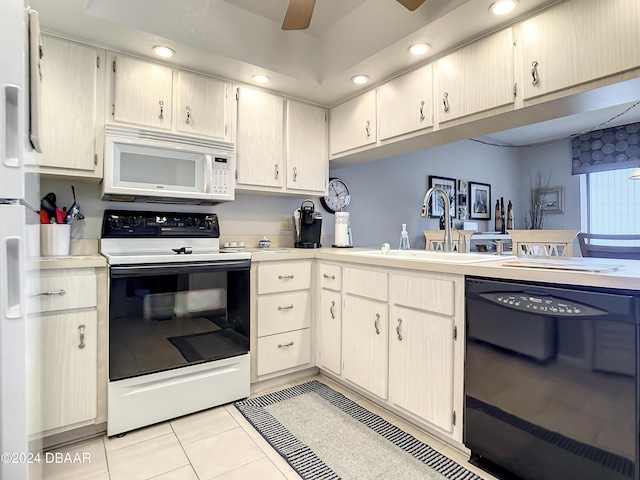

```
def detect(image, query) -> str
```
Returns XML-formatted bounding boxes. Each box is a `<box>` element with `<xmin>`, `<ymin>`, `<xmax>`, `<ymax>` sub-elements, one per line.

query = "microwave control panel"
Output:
<box><xmin>211</xmin><ymin>157</ymin><xmax>231</xmax><ymax>194</ymax></box>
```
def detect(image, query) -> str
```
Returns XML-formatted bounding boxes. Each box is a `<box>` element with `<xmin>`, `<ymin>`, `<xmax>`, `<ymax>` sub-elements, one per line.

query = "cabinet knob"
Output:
<box><xmin>396</xmin><ymin>318</ymin><xmax>403</xmax><ymax>341</ymax></box>
<box><xmin>278</xmin><ymin>341</ymin><xmax>294</xmax><ymax>348</ymax></box>
<box><xmin>531</xmin><ymin>60</ymin><xmax>540</xmax><ymax>86</ymax></box>
<box><xmin>274</xmin><ymin>163</ymin><xmax>280</xmax><ymax>180</ymax></box>
<box><xmin>330</xmin><ymin>300</ymin><xmax>336</xmax><ymax>319</ymax></box>
<box><xmin>374</xmin><ymin>313</ymin><xmax>380</xmax><ymax>335</ymax></box>
<box><xmin>159</xmin><ymin>100</ymin><xmax>164</xmax><ymax>120</ymax></box>
<box><xmin>293</xmin><ymin>166</ymin><xmax>298</xmax><ymax>182</ymax></box>
<box><xmin>419</xmin><ymin>100</ymin><xmax>425</xmax><ymax>120</ymax></box>
<box><xmin>443</xmin><ymin>92</ymin><xmax>450</xmax><ymax>113</ymax></box>
<box><xmin>278</xmin><ymin>274</ymin><xmax>294</xmax><ymax>280</ymax></box>
<box><xmin>323</xmin><ymin>273</ymin><xmax>335</xmax><ymax>280</ymax></box>
<box><xmin>78</xmin><ymin>324</ymin><xmax>86</xmax><ymax>349</ymax></box>
<box><xmin>365</xmin><ymin>120</ymin><xmax>371</xmax><ymax>138</ymax></box>
<box><xmin>33</xmin><ymin>289</ymin><xmax>66</xmax><ymax>297</ymax></box>
<box><xmin>277</xmin><ymin>304</ymin><xmax>294</xmax><ymax>311</ymax></box>
<box><xmin>185</xmin><ymin>106</ymin><xmax>191</xmax><ymax>124</ymax></box>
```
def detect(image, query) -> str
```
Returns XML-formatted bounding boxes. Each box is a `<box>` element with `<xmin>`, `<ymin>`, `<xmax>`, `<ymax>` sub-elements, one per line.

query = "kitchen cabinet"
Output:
<box><xmin>316</xmin><ymin>263</ymin><xmax>342</xmax><ymax>375</ymax></box>
<box><xmin>378</xmin><ymin>64</ymin><xmax>434</xmax><ymax>141</ymax></box>
<box><xmin>28</xmin><ymin>268</ymin><xmax>102</xmax><ymax>436</ymax></box>
<box><xmin>255</xmin><ymin>260</ymin><xmax>313</xmax><ymax>377</ymax></box>
<box><xmin>110</xmin><ymin>54</ymin><xmax>173</xmax><ymax>130</ymax></box>
<box><xmin>329</xmin><ymin>90</ymin><xmax>377</xmax><ymax>156</ymax></box>
<box><xmin>235</xmin><ymin>86</ymin><xmax>285</xmax><ymax>190</ymax></box>
<box><xmin>342</xmin><ymin>266</ymin><xmax>388</xmax><ymax>400</ymax></box>
<box><xmin>435</xmin><ymin>28</ymin><xmax>515</xmax><ymax>125</ymax></box>
<box><xmin>37</xmin><ymin>36</ymin><xmax>105</xmax><ymax>178</ymax></box>
<box><xmin>285</xmin><ymin>99</ymin><xmax>328</xmax><ymax>194</ymax></box>
<box><xmin>518</xmin><ymin>0</ymin><xmax>640</xmax><ymax>102</ymax></box>
<box><xmin>174</xmin><ymin>70</ymin><xmax>231</xmax><ymax>141</ymax></box>
<box><xmin>388</xmin><ymin>271</ymin><xmax>459</xmax><ymax>435</ymax></box>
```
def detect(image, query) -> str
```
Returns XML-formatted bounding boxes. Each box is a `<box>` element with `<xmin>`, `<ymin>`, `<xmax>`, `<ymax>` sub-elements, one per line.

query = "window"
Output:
<box><xmin>588</xmin><ymin>167</ymin><xmax>640</xmax><ymax>234</ymax></box>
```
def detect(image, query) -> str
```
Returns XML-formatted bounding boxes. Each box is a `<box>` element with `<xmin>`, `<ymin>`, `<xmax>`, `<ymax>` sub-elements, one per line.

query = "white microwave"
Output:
<box><xmin>102</xmin><ymin>125</ymin><xmax>235</xmax><ymax>205</ymax></box>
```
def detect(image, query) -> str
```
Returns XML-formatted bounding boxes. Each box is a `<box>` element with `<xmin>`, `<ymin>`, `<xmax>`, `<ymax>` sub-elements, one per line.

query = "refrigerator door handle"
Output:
<box><xmin>3</xmin><ymin>236</ymin><xmax>22</xmax><ymax>319</ymax></box>
<box><xmin>2</xmin><ymin>85</ymin><xmax>22</xmax><ymax>169</ymax></box>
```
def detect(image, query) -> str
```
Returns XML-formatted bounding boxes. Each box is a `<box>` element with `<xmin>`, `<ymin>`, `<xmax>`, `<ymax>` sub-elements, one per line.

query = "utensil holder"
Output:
<box><xmin>40</xmin><ymin>224</ymin><xmax>71</xmax><ymax>256</ymax></box>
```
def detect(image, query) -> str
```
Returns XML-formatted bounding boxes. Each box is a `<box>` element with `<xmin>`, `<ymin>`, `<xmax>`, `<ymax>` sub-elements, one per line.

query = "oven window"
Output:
<box><xmin>109</xmin><ymin>266</ymin><xmax>249</xmax><ymax>381</ymax></box>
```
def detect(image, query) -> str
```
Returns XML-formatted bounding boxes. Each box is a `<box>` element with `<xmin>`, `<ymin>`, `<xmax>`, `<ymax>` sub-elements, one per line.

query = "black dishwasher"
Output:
<box><xmin>465</xmin><ymin>277</ymin><xmax>639</xmax><ymax>480</ymax></box>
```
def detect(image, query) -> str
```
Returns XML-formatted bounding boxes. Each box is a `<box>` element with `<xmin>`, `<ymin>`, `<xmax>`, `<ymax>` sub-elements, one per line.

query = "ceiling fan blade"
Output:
<box><xmin>396</xmin><ymin>0</ymin><xmax>426</xmax><ymax>11</ymax></box>
<box><xmin>282</xmin><ymin>0</ymin><xmax>316</xmax><ymax>30</ymax></box>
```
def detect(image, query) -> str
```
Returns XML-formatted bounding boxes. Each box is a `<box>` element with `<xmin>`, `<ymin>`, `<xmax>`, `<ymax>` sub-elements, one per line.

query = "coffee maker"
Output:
<box><xmin>294</xmin><ymin>199</ymin><xmax>322</xmax><ymax>248</ymax></box>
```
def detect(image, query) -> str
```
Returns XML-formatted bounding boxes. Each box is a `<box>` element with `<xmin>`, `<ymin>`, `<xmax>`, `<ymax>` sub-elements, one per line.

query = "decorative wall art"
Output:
<box><xmin>469</xmin><ymin>182</ymin><xmax>491</xmax><ymax>220</ymax></box>
<box><xmin>428</xmin><ymin>176</ymin><xmax>456</xmax><ymax>218</ymax></box>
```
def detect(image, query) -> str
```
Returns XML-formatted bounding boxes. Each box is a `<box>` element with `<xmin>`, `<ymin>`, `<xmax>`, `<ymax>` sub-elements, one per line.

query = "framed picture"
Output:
<box><xmin>458</xmin><ymin>206</ymin><xmax>468</xmax><ymax>220</ymax></box>
<box><xmin>458</xmin><ymin>179</ymin><xmax>468</xmax><ymax>193</ymax></box>
<box><xmin>536</xmin><ymin>186</ymin><xmax>564</xmax><ymax>214</ymax></box>
<box><xmin>469</xmin><ymin>181</ymin><xmax>491</xmax><ymax>220</ymax></box>
<box><xmin>428</xmin><ymin>176</ymin><xmax>456</xmax><ymax>218</ymax></box>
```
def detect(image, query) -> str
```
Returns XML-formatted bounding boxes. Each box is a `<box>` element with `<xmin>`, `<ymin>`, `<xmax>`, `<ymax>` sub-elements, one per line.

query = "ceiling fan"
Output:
<box><xmin>282</xmin><ymin>0</ymin><xmax>426</xmax><ymax>30</ymax></box>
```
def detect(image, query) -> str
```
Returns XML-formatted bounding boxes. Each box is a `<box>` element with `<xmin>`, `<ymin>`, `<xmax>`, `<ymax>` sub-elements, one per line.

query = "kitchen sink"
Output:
<box><xmin>350</xmin><ymin>249</ymin><xmax>515</xmax><ymax>264</ymax></box>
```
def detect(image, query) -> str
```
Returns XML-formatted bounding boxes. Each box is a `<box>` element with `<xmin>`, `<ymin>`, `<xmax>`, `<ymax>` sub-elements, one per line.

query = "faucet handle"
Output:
<box><xmin>457</xmin><ymin>233</ymin><xmax>469</xmax><ymax>253</ymax></box>
<box><xmin>380</xmin><ymin>243</ymin><xmax>391</xmax><ymax>255</ymax></box>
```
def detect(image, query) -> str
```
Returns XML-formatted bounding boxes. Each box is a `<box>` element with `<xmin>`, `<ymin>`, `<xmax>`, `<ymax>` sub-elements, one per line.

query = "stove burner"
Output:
<box><xmin>172</xmin><ymin>247</ymin><xmax>193</xmax><ymax>255</ymax></box>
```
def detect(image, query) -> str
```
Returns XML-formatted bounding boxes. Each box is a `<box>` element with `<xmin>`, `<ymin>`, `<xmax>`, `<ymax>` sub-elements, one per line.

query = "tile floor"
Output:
<box><xmin>40</xmin><ymin>374</ymin><xmax>497</xmax><ymax>480</ymax></box>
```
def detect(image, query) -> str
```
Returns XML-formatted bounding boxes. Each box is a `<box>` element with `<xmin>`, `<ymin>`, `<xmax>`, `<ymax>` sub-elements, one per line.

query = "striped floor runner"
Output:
<box><xmin>235</xmin><ymin>380</ymin><xmax>481</xmax><ymax>480</ymax></box>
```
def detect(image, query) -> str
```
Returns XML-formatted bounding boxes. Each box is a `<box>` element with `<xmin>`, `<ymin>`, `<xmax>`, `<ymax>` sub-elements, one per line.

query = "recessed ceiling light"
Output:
<box><xmin>351</xmin><ymin>75</ymin><xmax>370</xmax><ymax>85</ymax></box>
<box><xmin>489</xmin><ymin>0</ymin><xmax>516</xmax><ymax>15</ymax></box>
<box><xmin>152</xmin><ymin>46</ymin><xmax>175</xmax><ymax>58</ymax></box>
<box><xmin>408</xmin><ymin>43</ymin><xmax>431</xmax><ymax>55</ymax></box>
<box><xmin>252</xmin><ymin>75</ymin><xmax>271</xmax><ymax>84</ymax></box>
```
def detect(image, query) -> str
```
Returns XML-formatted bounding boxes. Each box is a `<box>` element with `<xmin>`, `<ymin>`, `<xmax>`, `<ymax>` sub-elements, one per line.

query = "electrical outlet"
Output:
<box><xmin>280</xmin><ymin>217</ymin><xmax>293</xmax><ymax>231</ymax></box>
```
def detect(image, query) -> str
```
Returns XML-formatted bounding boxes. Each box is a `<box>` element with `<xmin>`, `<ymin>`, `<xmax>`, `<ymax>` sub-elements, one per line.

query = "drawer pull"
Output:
<box><xmin>278</xmin><ymin>341</ymin><xmax>294</xmax><ymax>348</ymax></box>
<box><xmin>34</xmin><ymin>289</ymin><xmax>66</xmax><ymax>296</ymax></box>
<box><xmin>396</xmin><ymin>318</ymin><xmax>403</xmax><ymax>341</ymax></box>
<box><xmin>531</xmin><ymin>60</ymin><xmax>540</xmax><ymax>86</ymax></box>
<box><xmin>278</xmin><ymin>304</ymin><xmax>294</xmax><ymax>311</ymax></box>
<box><xmin>374</xmin><ymin>313</ymin><xmax>380</xmax><ymax>335</ymax></box>
<box><xmin>278</xmin><ymin>274</ymin><xmax>295</xmax><ymax>279</ymax></box>
<box><xmin>78</xmin><ymin>324</ymin><xmax>86</xmax><ymax>349</ymax></box>
<box><xmin>330</xmin><ymin>301</ymin><xmax>335</xmax><ymax>319</ymax></box>
<box><xmin>323</xmin><ymin>273</ymin><xmax>335</xmax><ymax>280</ymax></box>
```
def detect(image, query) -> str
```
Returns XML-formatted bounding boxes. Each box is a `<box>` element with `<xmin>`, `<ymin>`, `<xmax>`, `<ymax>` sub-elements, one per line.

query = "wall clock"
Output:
<box><xmin>320</xmin><ymin>178</ymin><xmax>351</xmax><ymax>213</ymax></box>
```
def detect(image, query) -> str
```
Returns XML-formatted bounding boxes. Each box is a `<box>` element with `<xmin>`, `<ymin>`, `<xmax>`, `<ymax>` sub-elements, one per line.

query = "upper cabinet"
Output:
<box><xmin>37</xmin><ymin>36</ymin><xmax>105</xmax><ymax>178</ymax></box>
<box><xmin>518</xmin><ymin>0</ymin><xmax>640</xmax><ymax>102</ymax></box>
<box><xmin>435</xmin><ymin>28</ymin><xmax>515</xmax><ymax>126</ymax></box>
<box><xmin>378</xmin><ymin>64</ymin><xmax>433</xmax><ymax>141</ymax></box>
<box><xmin>109</xmin><ymin>54</ymin><xmax>232</xmax><ymax>141</ymax></box>
<box><xmin>111</xmin><ymin>55</ymin><xmax>173</xmax><ymax>130</ymax></box>
<box><xmin>174</xmin><ymin>71</ymin><xmax>230</xmax><ymax>141</ymax></box>
<box><xmin>285</xmin><ymin>99</ymin><xmax>328</xmax><ymax>194</ymax></box>
<box><xmin>235</xmin><ymin>86</ymin><xmax>285</xmax><ymax>190</ymax></box>
<box><xmin>329</xmin><ymin>90</ymin><xmax>377</xmax><ymax>156</ymax></box>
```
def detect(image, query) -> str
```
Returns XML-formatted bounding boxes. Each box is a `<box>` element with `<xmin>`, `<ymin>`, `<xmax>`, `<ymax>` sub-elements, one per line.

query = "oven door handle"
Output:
<box><xmin>110</xmin><ymin>260</ymin><xmax>251</xmax><ymax>277</ymax></box>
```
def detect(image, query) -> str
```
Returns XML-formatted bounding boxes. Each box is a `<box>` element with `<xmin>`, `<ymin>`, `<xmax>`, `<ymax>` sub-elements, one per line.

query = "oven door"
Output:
<box><xmin>108</xmin><ymin>260</ymin><xmax>250</xmax><ymax>381</ymax></box>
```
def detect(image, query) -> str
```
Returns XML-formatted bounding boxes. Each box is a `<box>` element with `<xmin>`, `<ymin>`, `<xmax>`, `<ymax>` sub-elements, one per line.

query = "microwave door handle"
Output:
<box><xmin>204</xmin><ymin>155</ymin><xmax>213</xmax><ymax>193</ymax></box>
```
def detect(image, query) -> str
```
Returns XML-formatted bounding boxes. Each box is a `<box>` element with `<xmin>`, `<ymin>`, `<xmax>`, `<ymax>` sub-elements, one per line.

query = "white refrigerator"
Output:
<box><xmin>1</xmin><ymin>1</ymin><xmax>41</xmax><ymax>479</ymax></box>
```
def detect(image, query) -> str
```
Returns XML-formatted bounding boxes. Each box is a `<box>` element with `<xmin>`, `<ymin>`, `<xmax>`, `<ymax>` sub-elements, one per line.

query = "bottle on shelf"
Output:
<box><xmin>399</xmin><ymin>223</ymin><xmax>410</xmax><ymax>250</ymax></box>
<box><xmin>500</xmin><ymin>197</ymin><xmax>506</xmax><ymax>234</ymax></box>
<box><xmin>507</xmin><ymin>200</ymin><xmax>514</xmax><ymax>230</ymax></box>
<box><xmin>494</xmin><ymin>200</ymin><xmax>502</xmax><ymax>232</ymax></box>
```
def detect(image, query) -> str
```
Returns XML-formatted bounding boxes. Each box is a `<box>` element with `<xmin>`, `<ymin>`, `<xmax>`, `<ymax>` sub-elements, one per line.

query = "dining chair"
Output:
<box><xmin>423</xmin><ymin>230</ymin><xmax>476</xmax><ymax>252</ymax></box>
<box><xmin>507</xmin><ymin>230</ymin><xmax>580</xmax><ymax>257</ymax></box>
<box><xmin>577</xmin><ymin>233</ymin><xmax>640</xmax><ymax>260</ymax></box>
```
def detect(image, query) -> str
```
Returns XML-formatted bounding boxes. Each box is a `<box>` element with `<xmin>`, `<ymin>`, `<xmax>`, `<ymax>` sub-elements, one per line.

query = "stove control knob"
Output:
<box><xmin>109</xmin><ymin>218</ymin><xmax>123</xmax><ymax>231</ymax></box>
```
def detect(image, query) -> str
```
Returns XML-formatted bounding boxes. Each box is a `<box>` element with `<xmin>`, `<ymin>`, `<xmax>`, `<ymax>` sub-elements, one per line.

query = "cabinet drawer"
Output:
<box><xmin>390</xmin><ymin>273</ymin><xmax>456</xmax><ymax>316</ymax></box>
<box><xmin>257</xmin><ymin>291</ymin><xmax>310</xmax><ymax>337</ymax></box>
<box><xmin>319</xmin><ymin>263</ymin><xmax>342</xmax><ymax>291</ymax></box>
<box><xmin>258</xmin><ymin>261</ymin><xmax>311</xmax><ymax>294</ymax></box>
<box><xmin>257</xmin><ymin>329</ymin><xmax>311</xmax><ymax>376</ymax></box>
<box><xmin>36</xmin><ymin>274</ymin><xmax>97</xmax><ymax>313</ymax></box>
<box><xmin>344</xmin><ymin>267</ymin><xmax>388</xmax><ymax>301</ymax></box>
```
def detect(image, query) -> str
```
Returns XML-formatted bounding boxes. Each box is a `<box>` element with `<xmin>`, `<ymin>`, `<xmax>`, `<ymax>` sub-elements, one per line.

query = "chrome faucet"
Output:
<box><xmin>421</xmin><ymin>187</ymin><xmax>453</xmax><ymax>252</ymax></box>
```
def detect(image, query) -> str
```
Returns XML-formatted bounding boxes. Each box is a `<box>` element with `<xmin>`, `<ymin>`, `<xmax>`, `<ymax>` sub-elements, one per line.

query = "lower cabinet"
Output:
<box><xmin>317</xmin><ymin>288</ymin><xmax>342</xmax><ymax>375</ymax></box>
<box><xmin>254</xmin><ymin>260</ymin><xmax>313</xmax><ymax>378</ymax></box>
<box><xmin>343</xmin><ymin>295</ymin><xmax>389</xmax><ymax>400</ymax></box>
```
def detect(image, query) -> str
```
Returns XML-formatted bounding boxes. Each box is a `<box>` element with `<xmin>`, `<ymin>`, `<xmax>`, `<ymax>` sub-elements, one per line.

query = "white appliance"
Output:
<box><xmin>0</xmin><ymin>1</ymin><xmax>41</xmax><ymax>479</ymax></box>
<box><xmin>102</xmin><ymin>125</ymin><xmax>236</xmax><ymax>205</ymax></box>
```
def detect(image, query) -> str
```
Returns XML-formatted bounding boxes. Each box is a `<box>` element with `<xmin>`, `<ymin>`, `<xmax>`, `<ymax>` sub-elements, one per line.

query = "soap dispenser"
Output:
<box><xmin>399</xmin><ymin>223</ymin><xmax>410</xmax><ymax>250</ymax></box>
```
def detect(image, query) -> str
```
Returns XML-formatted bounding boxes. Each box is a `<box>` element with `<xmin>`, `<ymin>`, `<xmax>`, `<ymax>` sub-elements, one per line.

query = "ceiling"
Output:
<box><xmin>31</xmin><ymin>0</ymin><xmax>558</xmax><ymax>107</ymax></box>
<box><xmin>28</xmin><ymin>0</ymin><xmax>640</xmax><ymax>146</ymax></box>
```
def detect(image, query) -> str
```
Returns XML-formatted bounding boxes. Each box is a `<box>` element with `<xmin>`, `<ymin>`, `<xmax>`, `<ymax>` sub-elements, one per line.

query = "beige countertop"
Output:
<box><xmin>254</xmin><ymin>246</ymin><xmax>640</xmax><ymax>291</ymax></box>
<box><xmin>38</xmin><ymin>254</ymin><xmax>107</xmax><ymax>270</ymax></box>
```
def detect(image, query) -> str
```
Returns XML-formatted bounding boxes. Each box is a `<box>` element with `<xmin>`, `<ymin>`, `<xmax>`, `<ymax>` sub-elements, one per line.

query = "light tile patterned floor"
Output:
<box><xmin>42</xmin><ymin>374</ymin><xmax>497</xmax><ymax>480</ymax></box>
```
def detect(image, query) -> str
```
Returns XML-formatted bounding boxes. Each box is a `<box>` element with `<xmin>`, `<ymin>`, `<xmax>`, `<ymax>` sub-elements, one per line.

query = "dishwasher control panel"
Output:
<box><xmin>480</xmin><ymin>292</ymin><xmax>606</xmax><ymax>317</ymax></box>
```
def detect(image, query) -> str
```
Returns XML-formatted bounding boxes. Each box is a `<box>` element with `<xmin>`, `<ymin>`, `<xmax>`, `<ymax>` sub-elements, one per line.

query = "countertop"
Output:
<box><xmin>36</xmin><ymin>245</ymin><xmax>640</xmax><ymax>291</ymax></box>
<box><xmin>253</xmin><ymin>246</ymin><xmax>640</xmax><ymax>292</ymax></box>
